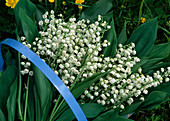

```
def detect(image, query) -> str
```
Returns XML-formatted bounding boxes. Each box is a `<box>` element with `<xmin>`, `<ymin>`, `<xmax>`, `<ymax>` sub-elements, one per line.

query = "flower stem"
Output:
<box><xmin>51</xmin><ymin>99</ymin><xmax>65</xmax><ymax>121</ymax></box>
<box><xmin>23</xmin><ymin>76</ymin><xmax>30</xmax><ymax>121</ymax></box>
<box><xmin>49</xmin><ymin>95</ymin><xmax>62</xmax><ymax>121</ymax></box>
<box><xmin>17</xmin><ymin>52</ymin><xmax>23</xmax><ymax>120</ymax></box>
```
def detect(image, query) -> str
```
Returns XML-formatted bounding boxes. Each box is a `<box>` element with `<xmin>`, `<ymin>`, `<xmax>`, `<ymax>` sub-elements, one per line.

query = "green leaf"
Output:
<box><xmin>33</xmin><ymin>65</ymin><xmax>52</xmax><ymax>121</ymax></box>
<box><xmin>116</xmin><ymin>116</ymin><xmax>134</xmax><ymax>121</ymax></box>
<box><xmin>144</xmin><ymin>70</ymin><xmax>155</xmax><ymax>75</ymax></box>
<box><xmin>57</xmin><ymin>103</ymin><xmax>106</xmax><ymax>121</ymax></box>
<box><xmin>143</xmin><ymin>62</ymin><xmax>170</xmax><ymax>74</ymax></box>
<box><xmin>27</xmin><ymin>77</ymin><xmax>35</xmax><ymax>121</ymax></box>
<box><xmin>103</xmin><ymin>18</ymin><xmax>117</xmax><ymax>57</ymax></box>
<box><xmin>5</xmin><ymin>50</ymin><xmax>17</xmax><ymax>66</ymax></box>
<box><xmin>149</xmin><ymin>82</ymin><xmax>170</xmax><ymax>96</ymax></box>
<box><xmin>141</xmin><ymin>58</ymin><xmax>163</xmax><ymax>71</ymax></box>
<box><xmin>6</xmin><ymin>78</ymin><xmax>18</xmax><ymax>121</ymax></box>
<box><xmin>0</xmin><ymin>66</ymin><xmax>18</xmax><ymax>112</ymax></box>
<box><xmin>127</xmin><ymin>18</ymin><xmax>158</xmax><ymax>57</ymax></box>
<box><xmin>81</xmin><ymin>103</ymin><xmax>106</xmax><ymax>118</ymax></box>
<box><xmin>146</xmin><ymin>42</ymin><xmax>170</xmax><ymax>59</ymax></box>
<box><xmin>102</xmin><ymin>11</ymin><xmax>113</xmax><ymax>22</ymax></box>
<box><xmin>120</xmin><ymin>101</ymin><xmax>143</xmax><ymax>116</ymax></box>
<box><xmin>93</xmin><ymin>108</ymin><xmax>120</xmax><ymax>121</ymax></box>
<box><xmin>14</xmin><ymin>0</ymin><xmax>37</xmax><ymax>36</ymax></box>
<box><xmin>0</xmin><ymin>109</ymin><xmax>6</xmax><ymax>121</ymax></box>
<box><xmin>15</xmin><ymin>0</ymin><xmax>36</xmax><ymax>19</ymax></box>
<box><xmin>139</xmin><ymin>91</ymin><xmax>169</xmax><ymax>110</ymax></box>
<box><xmin>33</xmin><ymin>86</ymin><xmax>41</xmax><ymax>121</ymax></box>
<box><xmin>163</xmin><ymin>53</ymin><xmax>170</xmax><ymax>62</ymax></box>
<box><xmin>71</xmin><ymin>71</ymin><xmax>109</xmax><ymax>99</ymax></box>
<box><xmin>118</xmin><ymin>21</ymin><xmax>127</xmax><ymax>45</ymax></box>
<box><xmin>19</xmin><ymin>7</ymin><xmax>38</xmax><ymax>43</ymax></box>
<box><xmin>79</xmin><ymin>0</ymin><xmax>113</xmax><ymax>21</ymax></box>
<box><xmin>35</xmin><ymin>4</ymin><xmax>46</xmax><ymax>27</ymax></box>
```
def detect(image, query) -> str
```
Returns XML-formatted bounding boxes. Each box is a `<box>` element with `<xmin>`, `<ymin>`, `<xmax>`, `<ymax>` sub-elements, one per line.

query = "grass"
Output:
<box><xmin>0</xmin><ymin>0</ymin><xmax>16</xmax><ymax>41</ymax></box>
<box><xmin>130</xmin><ymin>101</ymin><xmax>170</xmax><ymax>121</ymax></box>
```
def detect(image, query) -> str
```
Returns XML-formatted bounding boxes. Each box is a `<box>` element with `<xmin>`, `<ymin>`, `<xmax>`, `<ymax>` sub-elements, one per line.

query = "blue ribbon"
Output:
<box><xmin>122</xmin><ymin>112</ymin><xmax>133</xmax><ymax>118</ymax></box>
<box><xmin>0</xmin><ymin>38</ymin><xmax>87</xmax><ymax>121</ymax></box>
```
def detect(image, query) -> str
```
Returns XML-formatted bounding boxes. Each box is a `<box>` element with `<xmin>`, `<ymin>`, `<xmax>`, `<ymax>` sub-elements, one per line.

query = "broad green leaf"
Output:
<box><xmin>6</xmin><ymin>78</ymin><xmax>18</xmax><ymax>121</ymax></box>
<box><xmin>19</xmin><ymin>7</ymin><xmax>38</xmax><ymax>43</ymax></box>
<box><xmin>149</xmin><ymin>82</ymin><xmax>170</xmax><ymax>96</ymax></box>
<box><xmin>141</xmin><ymin>58</ymin><xmax>163</xmax><ymax>71</ymax></box>
<box><xmin>103</xmin><ymin>18</ymin><xmax>117</xmax><ymax>57</ymax></box>
<box><xmin>0</xmin><ymin>109</ymin><xmax>6</xmax><ymax>121</ymax></box>
<box><xmin>143</xmin><ymin>62</ymin><xmax>170</xmax><ymax>74</ymax></box>
<box><xmin>14</xmin><ymin>0</ymin><xmax>36</xmax><ymax>36</ymax></box>
<box><xmin>71</xmin><ymin>71</ymin><xmax>110</xmax><ymax>99</ymax></box>
<box><xmin>127</xmin><ymin>18</ymin><xmax>158</xmax><ymax>57</ymax></box>
<box><xmin>163</xmin><ymin>53</ymin><xmax>170</xmax><ymax>62</ymax></box>
<box><xmin>15</xmin><ymin>0</ymin><xmax>36</xmax><ymax>18</ymax></box>
<box><xmin>57</xmin><ymin>103</ymin><xmax>106</xmax><ymax>121</ymax></box>
<box><xmin>79</xmin><ymin>0</ymin><xmax>113</xmax><ymax>21</ymax></box>
<box><xmin>139</xmin><ymin>91</ymin><xmax>169</xmax><ymax>110</ymax></box>
<box><xmin>102</xmin><ymin>11</ymin><xmax>113</xmax><ymax>22</ymax></box>
<box><xmin>146</xmin><ymin>42</ymin><xmax>170</xmax><ymax>59</ymax></box>
<box><xmin>116</xmin><ymin>116</ymin><xmax>133</xmax><ymax>121</ymax></box>
<box><xmin>140</xmin><ymin>97</ymin><xmax>170</xmax><ymax>111</ymax></box>
<box><xmin>5</xmin><ymin>50</ymin><xmax>17</xmax><ymax>66</ymax></box>
<box><xmin>120</xmin><ymin>101</ymin><xmax>143</xmax><ymax>116</ymax></box>
<box><xmin>81</xmin><ymin>103</ymin><xmax>106</xmax><ymax>118</ymax></box>
<box><xmin>33</xmin><ymin>65</ymin><xmax>52</xmax><ymax>121</ymax></box>
<box><xmin>27</xmin><ymin>77</ymin><xmax>35</xmax><ymax>121</ymax></box>
<box><xmin>0</xmin><ymin>66</ymin><xmax>18</xmax><ymax>111</ymax></box>
<box><xmin>35</xmin><ymin>4</ymin><xmax>46</xmax><ymax>27</ymax></box>
<box><xmin>93</xmin><ymin>108</ymin><xmax>120</xmax><ymax>121</ymax></box>
<box><xmin>33</xmin><ymin>86</ymin><xmax>41</xmax><ymax>121</ymax></box>
<box><xmin>118</xmin><ymin>21</ymin><xmax>127</xmax><ymax>45</ymax></box>
<box><xmin>144</xmin><ymin>70</ymin><xmax>155</xmax><ymax>75</ymax></box>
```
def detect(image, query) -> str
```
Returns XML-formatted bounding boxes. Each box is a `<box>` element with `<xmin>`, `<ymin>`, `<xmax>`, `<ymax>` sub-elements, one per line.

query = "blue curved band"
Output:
<box><xmin>0</xmin><ymin>38</ymin><xmax>87</xmax><ymax>121</ymax></box>
<box><xmin>122</xmin><ymin>112</ymin><xmax>133</xmax><ymax>118</ymax></box>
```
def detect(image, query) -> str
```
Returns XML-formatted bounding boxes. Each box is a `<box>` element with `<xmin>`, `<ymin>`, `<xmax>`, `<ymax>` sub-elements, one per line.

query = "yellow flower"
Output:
<box><xmin>75</xmin><ymin>0</ymin><xmax>85</xmax><ymax>4</ymax></box>
<box><xmin>78</xmin><ymin>5</ymin><xmax>83</xmax><ymax>10</ymax></box>
<box><xmin>75</xmin><ymin>0</ymin><xmax>84</xmax><ymax>9</ymax></box>
<box><xmin>62</xmin><ymin>1</ymin><xmax>66</xmax><ymax>5</ymax></box>
<box><xmin>169</xmin><ymin>21</ymin><xmax>170</xmax><ymax>24</ymax></box>
<box><xmin>141</xmin><ymin>17</ymin><xmax>146</xmax><ymax>23</ymax></box>
<box><xmin>121</xmin><ymin>5</ymin><xmax>126</xmax><ymax>9</ymax></box>
<box><xmin>49</xmin><ymin>0</ymin><xmax>54</xmax><ymax>3</ymax></box>
<box><xmin>5</xmin><ymin>0</ymin><xmax>19</xmax><ymax>9</ymax></box>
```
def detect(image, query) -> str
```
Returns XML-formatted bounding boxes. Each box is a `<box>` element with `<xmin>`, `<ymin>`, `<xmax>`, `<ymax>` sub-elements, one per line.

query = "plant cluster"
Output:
<box><xmin>20</xmin><ymin>11</ymin><xmax>170</xmax><ymax>112</ymax></box>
